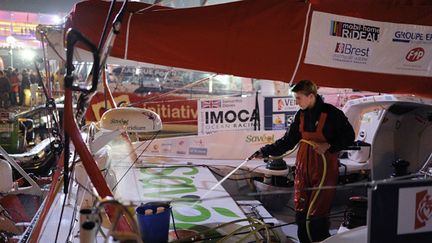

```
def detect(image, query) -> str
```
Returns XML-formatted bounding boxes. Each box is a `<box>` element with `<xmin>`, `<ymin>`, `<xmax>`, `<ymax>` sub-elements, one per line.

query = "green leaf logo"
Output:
<box><xmin>212</xmin><ymin>207</ymin><xmax>239</xmax><ymax>218</ymax></box>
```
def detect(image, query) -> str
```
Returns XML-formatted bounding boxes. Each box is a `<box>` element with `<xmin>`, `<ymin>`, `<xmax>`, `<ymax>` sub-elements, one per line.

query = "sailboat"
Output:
<box><xmin>1</xmin><ymin>0</ymin><xmax>432</xmax><ymax>242</ymax></box>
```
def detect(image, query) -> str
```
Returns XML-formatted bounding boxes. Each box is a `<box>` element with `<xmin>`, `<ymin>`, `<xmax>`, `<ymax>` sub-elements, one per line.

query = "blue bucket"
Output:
<box><xmin>136</xmin><ymin>202</ymin><xmax>171</xmax><ymax>243</ymax></box>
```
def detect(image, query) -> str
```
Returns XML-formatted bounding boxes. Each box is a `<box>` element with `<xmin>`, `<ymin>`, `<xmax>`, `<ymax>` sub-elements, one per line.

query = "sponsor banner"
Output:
<box><xmin>244</xmin><ymin>132</ymin><xmax>276</xmax><ymax>145</ymax></box>
<box><xmin>198</xmin><ymin>96</ymin><xmax>264</xmax><ymax>135</ymax></box>
<box><xmin>189</xmin><ymin>147</ymin><xmax>208</xmax><ymax>156</ymax></box>
<box><xmin>264</xmin><ymin>96</ymin><xmax>298</xmax><ymax>131</ymax></box>
<box><xmin>85</xmin><ymin>92</ymin><xmax>198</xmax><ymax>127</ymax></box>
<box><xmin>149</xmin><ymin>140</ymin><xmax>194</xmax><ymax>156</ymax></box>
<box><xmin>161</xmin><ymin>143</ymin><xmax>173</xmax><ymax>153</ymax></box>
<box><xmin>272</xmin><ymin>97</ymin><xmax>298</xmax><ymax>112</ymax></box>
<box><xmin>150</xmin><ymin>143</ymin><xmax>161</xmax><ymax>153</ymax></box>
<box><xmin>397</xmin><ymin>186</ymin><xmax>432</xmax><ymax>234</ymax></box>
<box><xmin>272</xmin><ymin>114</ymin><xmax>285</xmax><ymax>130</ymax></box>
<box><xmin>139</xmin><ymin>130</ymin><xmax>286</xmax><ymax>160</ymax></box>
<box><xmin>175</xmin><ymin>139</ymin><xmax>189</xmax><ymax>155</ymax></box>
<box><xmin>148</xmin><ymin>138</ymin><xmax>209</xmax><ymax>157</ymax></box>
<box><xmin>305</xmin><ymin>11</ymin><xmax>432</xmax><ymax>77</ymax></box>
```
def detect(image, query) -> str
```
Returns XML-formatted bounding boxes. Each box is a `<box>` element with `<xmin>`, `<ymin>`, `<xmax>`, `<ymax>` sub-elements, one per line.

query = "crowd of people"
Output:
<box><xmin>0</xmin><ymin>67</ymin><xmax>35</xmax><ymax>109</ymax></box>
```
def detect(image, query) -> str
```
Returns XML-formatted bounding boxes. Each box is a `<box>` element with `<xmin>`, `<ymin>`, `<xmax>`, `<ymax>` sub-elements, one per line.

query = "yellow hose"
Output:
<box><xmin>269</xmin><ymin>139</ymin><xmax>327</xmax><ymax>242</ymax></box>
<box><xmin>302</xmin><ymin>140</ymin><xmax>327</xmax><ymax>243</ymax></box>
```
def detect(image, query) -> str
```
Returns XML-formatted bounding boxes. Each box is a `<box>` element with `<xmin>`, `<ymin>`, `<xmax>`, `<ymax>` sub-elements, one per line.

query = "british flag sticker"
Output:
<box><xmin>201</xmin><ymin>100</ymin><xmax>222</xmax><ymax>109</ymax></box>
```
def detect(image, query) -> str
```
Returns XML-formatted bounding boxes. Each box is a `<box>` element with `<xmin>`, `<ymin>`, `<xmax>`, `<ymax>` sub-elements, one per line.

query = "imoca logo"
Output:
<box><xmin>415</xmin><ymin>190</ymin><xmax>432</xmax><ymax>229</ymax></box>
<box><xmin>406</xmin><ymin>47</ymin><xmax>425</xmax><ymax>62</ymax></box>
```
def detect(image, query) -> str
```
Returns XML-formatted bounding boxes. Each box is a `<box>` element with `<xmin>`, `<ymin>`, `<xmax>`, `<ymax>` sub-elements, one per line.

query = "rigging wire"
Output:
<box><xmin>39</xmin><ymin>31</ymin><xmax>65</xmax><ymax>63</ymax></box>
<box><xmin>56</xmin><ymin>162</ymin><xmax>420</xmax><ymax>241</ymax></box>
<box><xmin>175</xmin><ymin>214</ymin><xmax>346</xmax><ymax>243</ymax></box>
<box><xmin>74</xmin><ymin>179</ymin><xmax>99</xmax><ymax>200</ymax></box>
<box><xmin>123</xmin><ymin>168</ymin><xmax>422</xmax><ymax>207</ymax></box>
<box><xmin>135</xmin><ymin>0</ymin><xmax>175</xmax><ymax>14</ymax></box>
<box><xmin>53</xmin><ymin>0</ymin><xmax>130</xmax><ymax>237</ymax></box>
<box><xmin>33</xmin><ymin>62</ymin><xmax>61</xmax><ymax>136</ymax></box>
<box><xmin>117</xmin><ymin>162</ymin><xmax>422</xmax><ymax>204</ymax></box>
<box><xmin>57</xmin><ymin>130</ymin><xmax>162</xmax><ymax>240</ymax></box>
<box><xmin>127</xmin><ymin>74</ymin><xmax>217</xmax><ymax>107</ymax></box>
<box><xmin>131</xmin><ymin>163</ymin><xmax>365</xmax><ymax>204</ymax></box>
<box><xmin>100</xmin><ymin>130</ymin><xmax>161</xmax><ymax>178</ymax></box>
<box><xmin>65</xmin><ymin>159</ymin><xmax>85</xmax><ymax>241</ymax></box>
<box><xmin>53</xmin><ymin>185</ymin><xmax>68</xmax><ymax>242</ymax></box>
<box><xmin>170</xmin><ymin>206</ymin><xmax>180</xmax><ymax>240</ymax></box>
<box><xmin>54</xmin><ymin>151</ymin><xmax>78</xmax><ymax>242</ymax></box>
<box><xmin>112</xmin><ymin>130</ymin><xmax>160</xmax><ymax>190</ymax></box>
<box><xmin>40</xmin><ymin>31</ymin><xmax>52</xmax><ymax>98</ymax></box>
<box><xmin>98</xmin><ymin>0</ymin><xmax>118</xmax><ymax>109</ymax></box>
<box><xmin>97</xmin><ymin>0</ymin><xmax>117</xmax><ymax>52</ymax></box>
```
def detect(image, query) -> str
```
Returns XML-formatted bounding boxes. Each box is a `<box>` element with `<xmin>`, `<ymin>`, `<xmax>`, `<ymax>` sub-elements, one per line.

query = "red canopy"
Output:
<box><xmin>66</xmin><ymin>0</ymin><xmax>432</xmax><ymax>97</ymax></box>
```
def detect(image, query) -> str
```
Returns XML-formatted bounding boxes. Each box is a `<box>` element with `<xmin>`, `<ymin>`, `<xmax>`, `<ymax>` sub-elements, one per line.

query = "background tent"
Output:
<box><xmin>65</xmin><ymin>0</ymin><xmax>432</xmax><ymax>97</ymax></box>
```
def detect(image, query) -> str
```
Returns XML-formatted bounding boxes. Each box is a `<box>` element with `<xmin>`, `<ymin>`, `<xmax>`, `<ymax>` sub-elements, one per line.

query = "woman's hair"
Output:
<box><xmin>291</xmin><ymin>80</ymin><xmax>317</xmax><ymax>96</ymax></box>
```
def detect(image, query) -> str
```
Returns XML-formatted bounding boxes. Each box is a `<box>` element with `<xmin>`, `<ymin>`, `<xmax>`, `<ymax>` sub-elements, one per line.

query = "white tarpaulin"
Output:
<box><xmin>305</xmin><ymin>11</ymin><xmax>432</xmax><ymax>77</ymax></box>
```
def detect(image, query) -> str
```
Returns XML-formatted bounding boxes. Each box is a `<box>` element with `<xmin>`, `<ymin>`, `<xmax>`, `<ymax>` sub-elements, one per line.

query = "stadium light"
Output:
<box><xmin>21</xmin><ymin>49</ymin><xmax>37</xmax><ymax>62</ymax></box>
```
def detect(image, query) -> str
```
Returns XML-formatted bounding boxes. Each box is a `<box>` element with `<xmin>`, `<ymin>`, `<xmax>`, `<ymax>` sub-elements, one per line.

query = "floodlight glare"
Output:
<box><xmin>21</xmin><ymin>49</ymin><xmax>37</xmax><ymax>61</ymax></box>
<box><xmin>52</xmin><ymin>15</ymin><xmax>62</xmax><ymax>24</ymax></box>
<box><xmin>6</xmin><ymin>36</ymin><xmax>17</xmax><ymax>46</ymax></box>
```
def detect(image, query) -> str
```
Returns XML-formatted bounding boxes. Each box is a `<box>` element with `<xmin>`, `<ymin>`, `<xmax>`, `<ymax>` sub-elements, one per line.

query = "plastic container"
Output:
<box><xmin>136</xmin><ymin>202</ymin><xmax>171</xmax><ymax>243</ymax></box>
